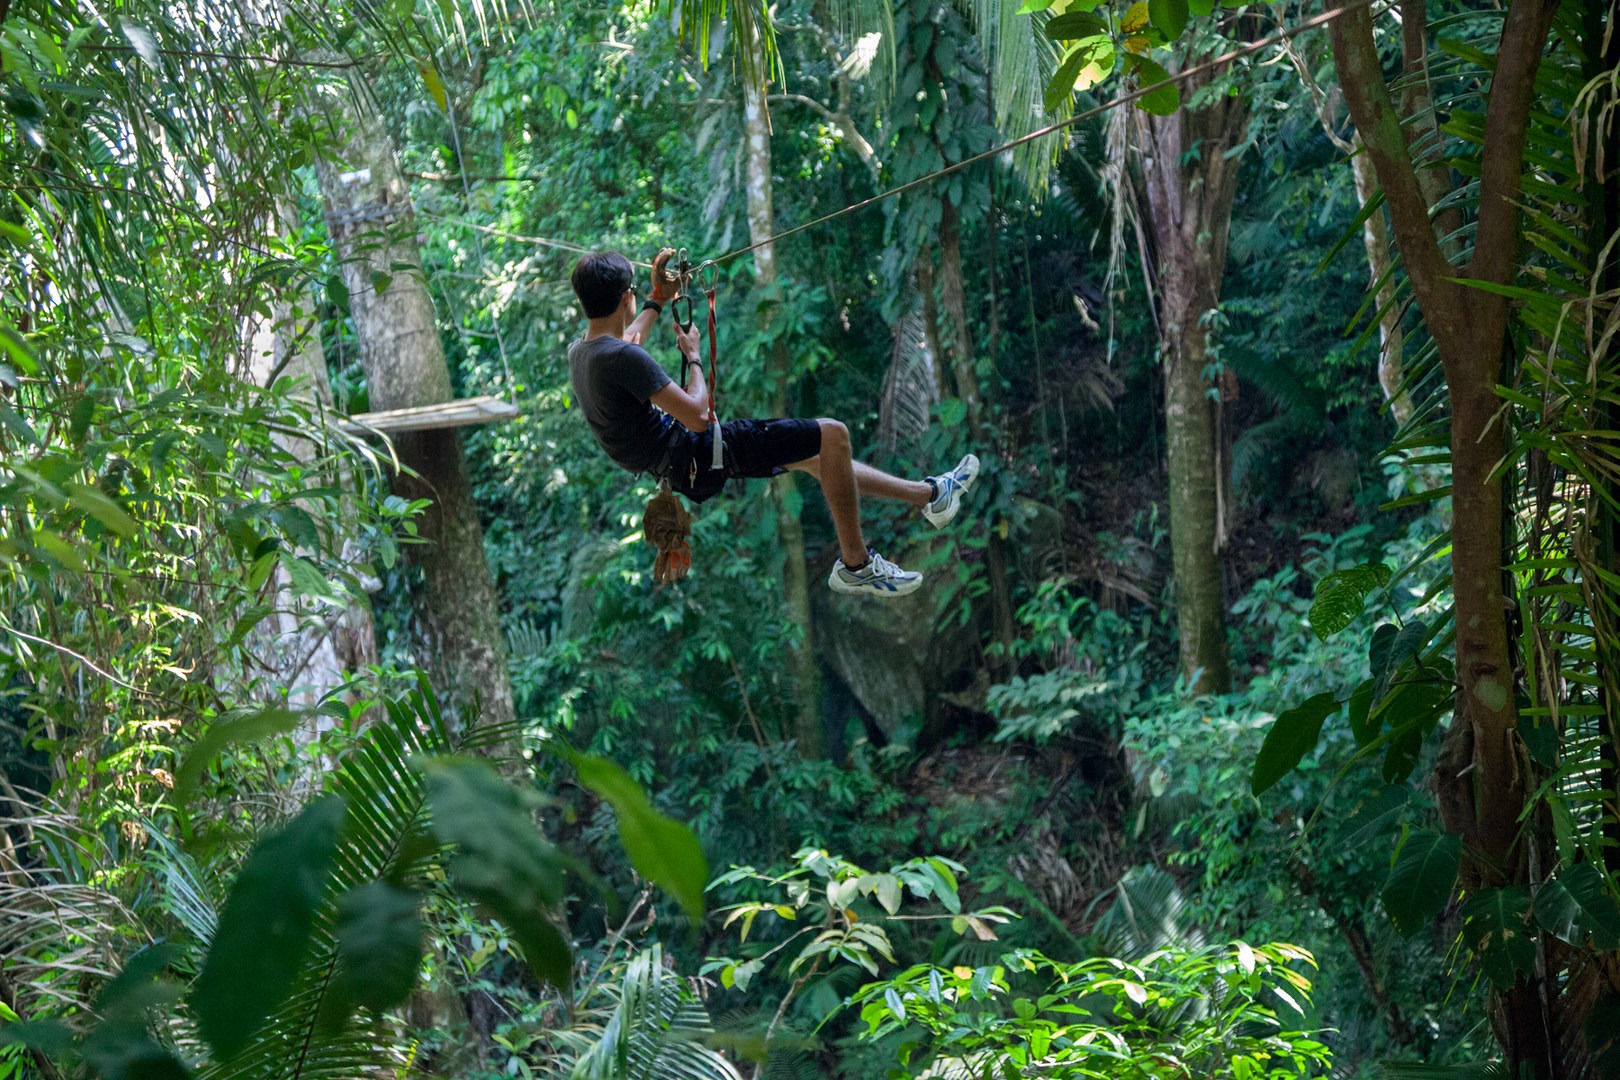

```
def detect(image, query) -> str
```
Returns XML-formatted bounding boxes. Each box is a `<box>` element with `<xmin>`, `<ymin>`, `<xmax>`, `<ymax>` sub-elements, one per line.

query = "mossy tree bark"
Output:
<box><xmin>1134</xmin><ymin>54</ymin><xmax>1246</xmax><ymax>695</ymax></box>
<box><xmin>313</xmin><ymin>92</ymin><xmax>515</xmax><ymax>753</ymax></box>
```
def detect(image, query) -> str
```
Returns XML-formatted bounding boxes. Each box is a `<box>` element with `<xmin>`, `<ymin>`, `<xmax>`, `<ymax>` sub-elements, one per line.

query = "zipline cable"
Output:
<box><xmin>703</xmin><ymin>0</ymin><xmax>1381</xmax><ymax>269</ymax></box>
<box><xmin>419</xmin><ymin>0</ymin><xmax>1381</xmax><ymax>288</ymax></box>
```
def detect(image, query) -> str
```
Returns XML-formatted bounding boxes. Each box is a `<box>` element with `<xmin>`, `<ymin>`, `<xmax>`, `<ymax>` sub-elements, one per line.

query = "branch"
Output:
<box><xmin>766</xmin><ymin>94</ymin><xmax>881</xmax><ymax>180</ymax></box>
<box><xmin>1329</xmin><ymin>3</ymin><xmax>1458</xmax><ymax>340</ymax></box>
<box><xmin>1470</xmin><ymin>0</ymin><xmax>1560</xmax><ymax>287</ymax></box>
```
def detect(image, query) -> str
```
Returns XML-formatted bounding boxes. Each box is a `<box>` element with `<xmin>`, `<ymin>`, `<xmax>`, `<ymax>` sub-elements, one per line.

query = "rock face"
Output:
<box><xmin>812</xmin><ymin>539</ymin><xmax>986</xmax><ymax>746</ymax></box>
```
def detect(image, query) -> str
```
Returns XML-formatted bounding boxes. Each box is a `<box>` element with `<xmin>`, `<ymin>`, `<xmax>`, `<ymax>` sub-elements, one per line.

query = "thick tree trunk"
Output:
<box><xmin>313</xmin><ymin>92</ymin><xmax>515</xmax><ymax>749</ymax></box>
<box><xmin>1136</xmin><ymin>62</ymin><xmax>1245</xmax><ymax>695</ymax></box>
<box><xmin>1331</xmin><ymin>1</ymin><xmax>1560</xmax><ymax>1072</ymax></box>
<box><xmin>741</xmin><ymin>73</ymin><xmax>823</xmax><ymax>759</ymax></box>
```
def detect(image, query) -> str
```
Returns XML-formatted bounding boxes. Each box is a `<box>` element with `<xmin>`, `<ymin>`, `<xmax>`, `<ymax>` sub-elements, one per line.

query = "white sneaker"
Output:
<box><xmin>922</xmin><ymin>453</ymin><xmax>980</xmax><ymax>528</ymax></box>
<box><xmin>828</xmin><ymin>550</ymin><xmax>923</xmax><ymax>596</ymax></box>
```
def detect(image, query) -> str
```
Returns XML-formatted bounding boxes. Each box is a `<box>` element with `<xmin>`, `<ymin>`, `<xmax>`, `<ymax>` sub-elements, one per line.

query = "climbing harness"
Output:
<box><xmin>642</xmin><ymin>479</ymin><xmax>693</xmax><ymax>585</ymax></box>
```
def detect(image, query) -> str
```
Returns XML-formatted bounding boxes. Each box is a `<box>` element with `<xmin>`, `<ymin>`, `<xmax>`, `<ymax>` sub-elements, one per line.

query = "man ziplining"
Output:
<box><xmin>568</xmin><ymin>247</ymin><xmax>978</xmax><ymax>597</ymax></box>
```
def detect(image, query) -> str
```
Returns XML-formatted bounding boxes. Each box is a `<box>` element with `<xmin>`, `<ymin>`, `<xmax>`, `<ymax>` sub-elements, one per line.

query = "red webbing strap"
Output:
<box><xmin>706</xmin><ymin>284</ymin><xmax>722</xmax><ymax>470</ymax></box>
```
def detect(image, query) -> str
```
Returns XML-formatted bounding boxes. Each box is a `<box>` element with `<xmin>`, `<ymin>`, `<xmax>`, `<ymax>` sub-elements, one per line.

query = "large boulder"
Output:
<box><xmin>813</xmin><ymin>538</ymin><xmax>986</xmax><ymax>746</ymax></box>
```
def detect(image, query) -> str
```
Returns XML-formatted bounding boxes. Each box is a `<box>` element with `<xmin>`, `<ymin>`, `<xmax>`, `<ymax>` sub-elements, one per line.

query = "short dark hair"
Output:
<box><xmin>571</xmin><ymin>252</ymin><xmax>634</xmax><ymax>319</ymax></box>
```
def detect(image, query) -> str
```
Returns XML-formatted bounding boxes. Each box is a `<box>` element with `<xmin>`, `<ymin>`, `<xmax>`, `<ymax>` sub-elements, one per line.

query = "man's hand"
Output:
<box><xmin>650</xmin><ymin>247</ymin><xmax>679</xmax><ymax>303</ymax></box>
<box><xmin>675</xmin><ymin>320</ymin><xmax>700</xmax><ymax>362</ymax></box>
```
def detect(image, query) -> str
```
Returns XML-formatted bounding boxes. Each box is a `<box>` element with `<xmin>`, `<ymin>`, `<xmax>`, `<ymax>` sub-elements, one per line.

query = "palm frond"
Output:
<box><xmin>879</xmin><ymin>284</ymin><xmax>938</xmax><ymax>451</ymax></box>
<box><xmin>1091</xmin><ymin>864</ymin><xmax>1204</xmax><ymax>959</ymax></box>
<box><xmin>191</xmin><ymin>679</ymin><xmax>513</xmax><ymax>1079</ymax></box>
<box><xmin>571</xmin><ymin>945</ymin><xmax>741</xmax><ymax>1080</ymax></box>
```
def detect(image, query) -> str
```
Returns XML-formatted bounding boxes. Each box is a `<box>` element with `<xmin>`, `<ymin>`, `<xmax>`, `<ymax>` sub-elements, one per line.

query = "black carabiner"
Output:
<box><xmin>671</xmin><ymin>293</ymin><xmax>695</xmax><ymax>332</ymax></box>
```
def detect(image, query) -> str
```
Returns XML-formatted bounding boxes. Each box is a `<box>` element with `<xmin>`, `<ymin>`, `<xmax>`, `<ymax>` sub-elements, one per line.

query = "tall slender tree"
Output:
<box><xmin>1130</xmin><ymin>37</ymin><xmax>1249</xmax><ymax>695</ymax></box>
<box><xmin>740</xmin><ymin>36</ymin><xmax>824</xmax><ymax>759</ymax></box>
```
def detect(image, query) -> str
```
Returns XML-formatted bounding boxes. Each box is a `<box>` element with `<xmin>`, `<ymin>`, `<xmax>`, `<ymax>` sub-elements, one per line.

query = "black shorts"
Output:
<box><xmin>657</xmin><ymin>418</ymin><xmax>822</xmax><ymax>504</ymax></box>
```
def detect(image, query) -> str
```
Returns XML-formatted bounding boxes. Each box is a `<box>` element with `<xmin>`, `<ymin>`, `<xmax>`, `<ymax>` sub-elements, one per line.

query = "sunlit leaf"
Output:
<box><xmin>571</xmin><ymin>752</ymin><xmax>708</xmax><ymax>921</ymax></box>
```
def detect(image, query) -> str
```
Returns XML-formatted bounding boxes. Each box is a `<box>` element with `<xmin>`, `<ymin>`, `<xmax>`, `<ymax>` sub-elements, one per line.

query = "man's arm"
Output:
<box><xmin>650</xmin><ymin>321</ymin><xmax>710</xmax><ymax>431</ymax></box>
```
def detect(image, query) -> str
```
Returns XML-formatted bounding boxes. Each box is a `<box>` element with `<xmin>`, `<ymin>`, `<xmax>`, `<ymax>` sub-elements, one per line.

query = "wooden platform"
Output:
<box><xmin>337</xmin><ymin>395</ymin><xmax>519</xmax><ymax>435</ymax></box>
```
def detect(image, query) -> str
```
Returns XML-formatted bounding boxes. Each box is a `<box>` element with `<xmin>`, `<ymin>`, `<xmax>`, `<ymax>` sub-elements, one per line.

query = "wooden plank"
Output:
<box><xmin>338</xmin><ymin>395</ymin><xmax>519</xmax><ymax>435</ymax></box>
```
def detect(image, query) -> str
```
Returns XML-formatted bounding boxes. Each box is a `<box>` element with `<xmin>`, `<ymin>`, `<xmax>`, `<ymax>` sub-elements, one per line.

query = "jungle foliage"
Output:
<box><xmin>0</xmin><ymin>0</ymin><xmax>1615</xmax><ymax>1075</ymax></box>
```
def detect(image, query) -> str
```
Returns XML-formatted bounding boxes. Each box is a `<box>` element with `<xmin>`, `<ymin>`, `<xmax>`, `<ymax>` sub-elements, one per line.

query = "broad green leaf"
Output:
<box><xmin>1340</xmin><ymin>784</ymin><xmax>1410</xmax><ymax>846</ymax></box>
<box><xmin>1516</xmin><ymin>715</ymin><xmax>1557</xmax><ymax>768</ymax></box>
<box><xmin>175</xmin><ymin>708</ymin><xmax>307</xmax><ymax>797</ymax></box>
<box><xmin>1309</xmin><ymin>563</ymin><xmax>1391</xmax><ymax>640</ymax></box>
<box><xmin>191</xmin><ymin>796</ymin><xmax>347</xmax><ymax>1061</ymax></box>
<box><xmin>417</xmin><ymin>61</ymin><xmax>448</xmax><ymax>112</ymax></box>
<box><xmin>1250</xmin><ymin>692</ymin><xmax>1339</xmax><ymax>795</ymax></box>
<box><xmin>1381</xmin><ymin>830</ymin><xmax>1461</xmax><ymax>937</ymax></box>
<box><xmin>282</xmin><ymin>553</ymin><xmax>334</xmax><ymax>601</ymax></box>
<box><xmin>1148</xmin><ymin>0</ymin><xmax>1188</xmax><ymax>38</ymax></box>
<box><xmin>0</xmin><ymin>404</ymin><xmax>36</xmax><ymax>446</ymax></box>
<box><xmin>331</xmin><ymin>882</ymin><xmax>423</xmax><ymax>1013</ymax></box>
<box><xmin>876</xmin><ymin>874</ymin><xmax>902</xmax><ymax>915</ymax></box>
<box><xmin>1018</xmin><ymin>0</ymin><xmax>1058</xmax><ymax>10</ymax></box>
<box><xmin>574</xmin><ymin>753</ymin><xmax>707</xmax><ymax>920</ymax></box>
<box><xmin>422</xmin><ymin>758</ymin><xmax>572</xmax><ymax>989</ymax></box>
<box><xmin>1371</xmin><ymin>619</ymin><xmax>1430</xmax><ymax>696</ymax></box>
<box><xmin>1534</xmin><ymin>862</ymin><xmax>1620</xmax><ymax>949</ymax></box>
<box><xmin>0</xmin><ymin>327</ymin><xmax>39</xmax><ymax>376</ymax></box>
<box><xmin>66</xmin><ymin>482</ymin><xmax>137</xmax><ymax>539</ymax></box>
<box><xmin>1461</xmin><ymin>887</ymin><xmax>1535</xmax><ymax>990</ymax></box>
<box><xmin>1045</xmin><ymin>37</ymin><xmax>1114</xmax><ymax>109</ymax></box>
<box><xmin>1043</xmin><ymin>11</ymin><xmax>1107</xmax><ymax>38</ymax></box>
<box><xmin>1188</xmin><ymin>0</ymin><xmax>1214</xmax><ymax>11</ymax></box>
<box><xmin>1347</xmin><ymin>679</ymin><xmax>1377</xmax><ymax>746</ymax></box>
<box><xmin>937</xmin><ymin>397</ymin><xmax>967</xmax><ymax>428</ymax></box>
<box><xmin>1128</xmin><ymin>55</ymin><xmax>1179</xmax><ymax>114</ymax></box>
<box><xmin>1381</xmin><ymin>725</ymin><xmax>1424</xmax><ymax>784</ymax></box>
<box><xmin>30</xmin><ymin>530</ymin><xmax>86</xmax><ymax>573</ymax></box>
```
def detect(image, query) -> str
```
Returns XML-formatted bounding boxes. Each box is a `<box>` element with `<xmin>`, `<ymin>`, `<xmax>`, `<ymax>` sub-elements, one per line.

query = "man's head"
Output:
<box><xmin>571</xmin><ymin>251</ymin><xmax>635</xmax><ymax>319</ymax></box>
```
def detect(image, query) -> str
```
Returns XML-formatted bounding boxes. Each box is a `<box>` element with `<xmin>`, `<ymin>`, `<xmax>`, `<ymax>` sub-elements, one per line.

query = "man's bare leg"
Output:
<box><xmin>802</xmin><ymin>419</ymin><xmax>870</xmax><ymax>566</ymax></box>
<box><xmin>790</xmin><ymin>454</ymin><xmax>932</xmax><ymax>506</ymax></box>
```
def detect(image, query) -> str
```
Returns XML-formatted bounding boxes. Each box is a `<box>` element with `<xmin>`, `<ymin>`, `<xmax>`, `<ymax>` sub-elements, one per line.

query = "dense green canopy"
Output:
<box><xmin>0</xmin><ymin>0</ymin><xmax>1616</xmax><ymax>1076</ymax></box>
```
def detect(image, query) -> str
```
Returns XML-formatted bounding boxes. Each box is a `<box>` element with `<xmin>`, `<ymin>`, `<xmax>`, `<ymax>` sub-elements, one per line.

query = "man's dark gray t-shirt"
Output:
<box><xmin>568</xmin><ymin>335</ymin><xmax>678</xmax><ymax>472</ymax></box>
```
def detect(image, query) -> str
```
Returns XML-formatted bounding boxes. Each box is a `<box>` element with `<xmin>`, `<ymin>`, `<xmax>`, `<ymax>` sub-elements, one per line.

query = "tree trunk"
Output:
<box><xmin>936</xmin><ymin>203</ymin><xmax>1016</xmax><ymax>669</ymax></box>
<box><xmin>247</xmin><ymin>200</ymin><xmax>379</xmax><ymax>743</ymax></box>
<box><xmin>1349</xmin><ymin>146</ymin><xmax>1413</xmax><ymax>427</ymax></box>
<box><xmin>1136</xmin><ymin>59</ymin><xmax>1245</xmax><ymax>695</ymax></box>
<box><xmin>741</xmin><ymin>69</ymin><xmax>823</xmax><ymax>759</ymax></box>
<box><xmin>313</xmin><ymin>90</ymin><xmax>515</xmax><ymax>750</ymax></box>
<box><xmin>1331</xmin><ymin>0</ymin><xmax>1560</xmax><ymax>1071</ymax></box>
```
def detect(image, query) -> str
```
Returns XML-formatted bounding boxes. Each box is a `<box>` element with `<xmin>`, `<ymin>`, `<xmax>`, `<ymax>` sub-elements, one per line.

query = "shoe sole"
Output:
<box><xmin>827</xmin><ymin>572</ymin><xmax>925</xmax><ymax>596</ymax></box>
<box><xmin>923</xmin><ymin>454</ymin><xmax>980</xmax><ymax>528</ymax></box>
